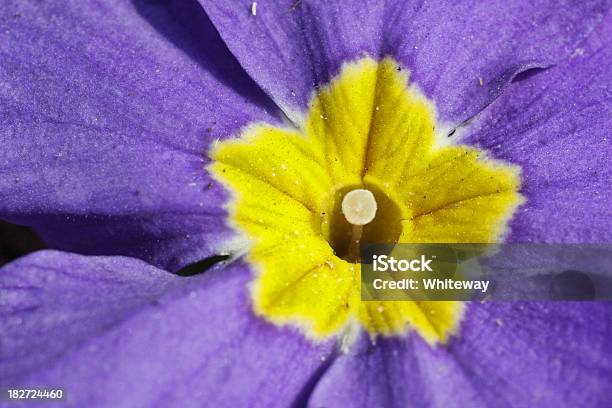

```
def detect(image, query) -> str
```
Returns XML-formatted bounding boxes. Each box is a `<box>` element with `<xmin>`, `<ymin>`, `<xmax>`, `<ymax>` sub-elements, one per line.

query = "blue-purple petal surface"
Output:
<box><xmin>199</xmin><ymin>0</ymin><xmax>606</xmax><ymax>125</ymax></box>
<box><xmin>463</xmin><ymin>9</ymin><xmax>612</xmax><ymax>243</ymax></box>
<box><xmin>0</xmin><ymin>251</ymin><xmax>333</xmax><ymax>407</ymax></box>
<box><xmin>1</xmin><ymin>1</ymin><xmax>611</xmax><ymax>406</ymax></box>
<box><xmin>308</xmin><ymin>303</ymin><xmax>612</xmax><ymax>407</ymax></box>
<box><xmin>0</xmin><ymin>0</ymin><xmax>277</xmax><ymax>271</ymax></box>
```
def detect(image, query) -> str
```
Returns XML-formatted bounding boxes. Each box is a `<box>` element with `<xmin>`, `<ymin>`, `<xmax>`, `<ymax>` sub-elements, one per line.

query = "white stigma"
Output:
<box><xmin>341</xmin><ymin>189</ymin><xmax>378</xmax><ymax>226</ymax></box>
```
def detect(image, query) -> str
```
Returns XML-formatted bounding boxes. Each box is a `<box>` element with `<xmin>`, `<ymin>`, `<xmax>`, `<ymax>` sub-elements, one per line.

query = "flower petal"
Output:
<box><xmin>463</xmin><ymin>9</ymin><xmax>612</xmax><ymax>243</ymax></box>
<box><xmin>308</xmin><ymin>303</ymin><xmax>612</xmax><ymax>407</ymax></box>
<box><xmin>308</xmin><ymin>334</ymin><xmax>481</xmax><ymax>407</ymax></box>
<box><xmin>0</xmin><ymin>251</ymin><xmax>183</xmax><ymax>384</ymax></box>
<box><xmin>0</xmin><ymin>0</ymin><xmax>277</xmax><ymax>271</ymax></box>
<box><xmin>0</xmin><ymin>251</ymin><xmax>333</xmax><ymax>406</ymax></box>
<box><xmin>447</xmin><ymin>302</ymin><xmax>612</xmax><ymax>406</ymax></box>
<box><xmin>198</xmin><ymin>0</ymin><xmax>606</xmax><ymax>125</ymax></box>
<box><xmin>384</xmin><ymin>0</ymin><xmax>607</xmax><ymax>125</ymax></box>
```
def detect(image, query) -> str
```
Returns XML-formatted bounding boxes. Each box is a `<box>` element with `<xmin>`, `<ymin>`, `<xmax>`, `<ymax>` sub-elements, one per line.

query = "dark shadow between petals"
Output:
<box><xmin>176</xmin><ymin>254</ymin><xmax>230</xmax><ymax>277</ymax></box>
<box><xmin>0</xmin><ymin>219</ymin><xmax>46</xmax><ymax>267</ymax></box>
<box><xmin>511</xmin><ymin>66</ymin><xmax>549</xmax><ymax>84</ymax></box>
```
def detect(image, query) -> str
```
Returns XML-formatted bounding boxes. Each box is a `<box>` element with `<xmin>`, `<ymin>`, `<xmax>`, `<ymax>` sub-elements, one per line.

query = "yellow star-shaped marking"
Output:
<box><xmin>210</xmin><ymin>57</ymin><xmax>523</xmax><ymax>345</ymax></box>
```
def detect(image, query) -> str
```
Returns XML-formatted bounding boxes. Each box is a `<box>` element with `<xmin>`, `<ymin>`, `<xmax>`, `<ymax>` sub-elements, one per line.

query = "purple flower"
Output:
<box><xmin>1</xmin><ymin>1</ymin><xmax>612</xmax><ymax>407</ymax></box>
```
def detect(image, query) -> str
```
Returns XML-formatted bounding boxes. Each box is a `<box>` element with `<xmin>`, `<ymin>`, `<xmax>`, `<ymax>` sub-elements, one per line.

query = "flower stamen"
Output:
<box><xmin>342</xmin><ymin>189</ymin><xmax>377</xmax><ymax>261</ymax></box>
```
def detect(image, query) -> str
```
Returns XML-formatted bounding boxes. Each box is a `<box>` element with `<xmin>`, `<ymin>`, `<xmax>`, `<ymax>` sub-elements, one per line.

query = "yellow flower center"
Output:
<box><xmin>209</xmin><ymin>57</ymin><xmax>523</xmax><ymax>346</ymax></box>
